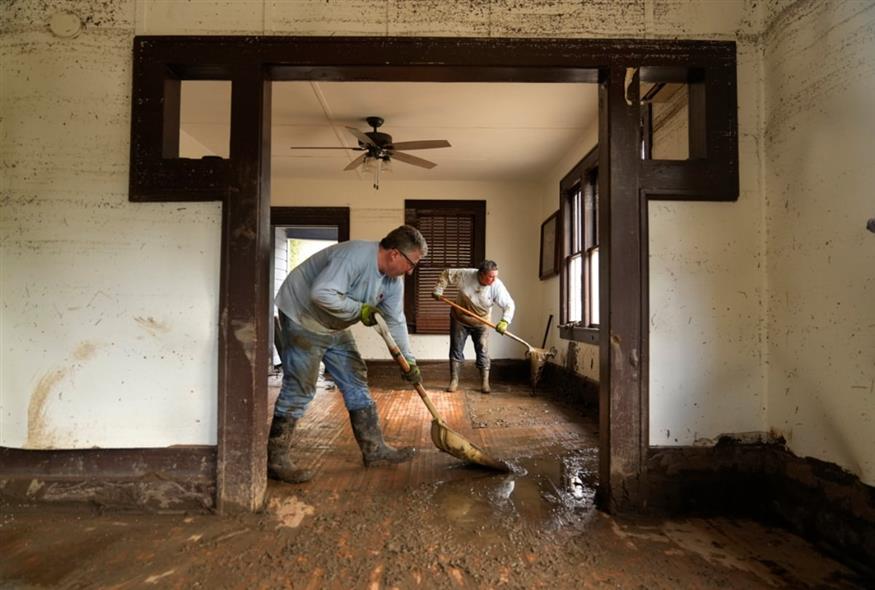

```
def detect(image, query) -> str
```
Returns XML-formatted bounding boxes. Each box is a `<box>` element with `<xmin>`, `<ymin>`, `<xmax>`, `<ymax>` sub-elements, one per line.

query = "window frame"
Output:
<box><xmin>559</xmin><ymin>146</ymin><xmax>600</xmax><ymax>344</ymax></box>
<box><xmin>403</xmin><ymin>199</ymin><xmax>486</xmax><ymax>334</ymax></box>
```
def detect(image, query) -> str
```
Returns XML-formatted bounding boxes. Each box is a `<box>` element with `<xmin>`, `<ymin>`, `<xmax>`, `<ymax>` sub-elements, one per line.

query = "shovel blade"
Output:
<box><xmin>430</xmin><ymin>420</ymin><xmax>510</xmax><ymax>472</ymax></box>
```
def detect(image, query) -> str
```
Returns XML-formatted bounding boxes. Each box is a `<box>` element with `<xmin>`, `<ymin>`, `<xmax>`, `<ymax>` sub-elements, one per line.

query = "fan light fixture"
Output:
<box><xmin>362</xmin><ymin>156</ymin><xmax>392</xmax><ymax>190</ymax></box>
<box><xmin>289</xmin><ymin>116</ymin><xmax>451</xmax><ymax>191</ymax></box>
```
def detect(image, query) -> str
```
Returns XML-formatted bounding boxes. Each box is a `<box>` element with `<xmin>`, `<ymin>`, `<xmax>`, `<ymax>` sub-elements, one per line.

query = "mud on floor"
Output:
<box><xmin>0</xmin><ymin>382</ymin><xmax>867</xmax><ymax>589</ymax></box>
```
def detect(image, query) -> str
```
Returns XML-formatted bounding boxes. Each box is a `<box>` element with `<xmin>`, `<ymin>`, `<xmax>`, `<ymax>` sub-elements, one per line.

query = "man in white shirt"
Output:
<box><xmin>432</xmin><ymin>260</ymin><xmax>515</xmax><ymax>394</ymax></box>
<box><xmin>270</xmin><ymin>225</ymin><xmax>426</xmax><ymax>484</ymax></box>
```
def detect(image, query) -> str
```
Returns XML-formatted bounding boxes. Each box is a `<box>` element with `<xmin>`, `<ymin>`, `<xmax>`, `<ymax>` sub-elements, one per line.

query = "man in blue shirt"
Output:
<box><xmin>271</xmin><ymin>225</ymin><xmax>426</xmax><ymax>483</ymax></box>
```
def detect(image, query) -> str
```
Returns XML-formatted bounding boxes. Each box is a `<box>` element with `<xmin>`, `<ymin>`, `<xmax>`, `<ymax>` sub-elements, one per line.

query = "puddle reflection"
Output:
<box><xmin>428</xmin><ymin>449</ymin><xmax>599</xmax><ymax>534</ymax></box>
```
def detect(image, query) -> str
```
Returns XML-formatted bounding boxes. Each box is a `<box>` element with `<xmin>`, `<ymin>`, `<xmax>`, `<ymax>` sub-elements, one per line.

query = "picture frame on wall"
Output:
<box><xmin>539</xmin><ymin>210</ymin><xmax>560</xmax><ymax>280</ymax></box>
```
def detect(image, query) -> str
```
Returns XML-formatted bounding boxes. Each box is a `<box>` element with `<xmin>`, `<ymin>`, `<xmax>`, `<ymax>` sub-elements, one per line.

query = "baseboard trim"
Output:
<box><xmin>647</xmin><ymin>438</ymin><xmax>875</xmax><ymax>575</ymax></box>
<box><xmin>0</xmin><ymin>446</ymin><xmax>216</xmax><ymax>512</ymax></box>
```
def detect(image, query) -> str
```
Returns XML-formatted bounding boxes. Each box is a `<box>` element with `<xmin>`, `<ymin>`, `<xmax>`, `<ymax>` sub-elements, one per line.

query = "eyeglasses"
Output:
<box><xmin>397</xmin><ymin>249</ymin><xmax>419</xmax><ymax>269</ymax></box>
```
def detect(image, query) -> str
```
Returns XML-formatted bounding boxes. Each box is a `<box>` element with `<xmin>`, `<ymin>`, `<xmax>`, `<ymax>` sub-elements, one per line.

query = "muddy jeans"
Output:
<box><xmin>449</xmin><ymin>315</ymin><xmax>490</xmax><ymax>370</ymax></box>
<box><xmin>274</xmin><ymin>312</ymin><xmax>372</xmax><ymax>419</ymax></box>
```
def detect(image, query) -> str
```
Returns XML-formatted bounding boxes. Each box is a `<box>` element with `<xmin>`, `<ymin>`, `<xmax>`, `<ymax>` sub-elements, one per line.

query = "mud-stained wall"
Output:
<box><xmin>763</xmin><ymin>0</ymin><xmax>875</xmax><ymax>485</ymax></box>
<box><xmin>3</xmin><ymin>0</ymin><xmax>774</xmax><ymax>451</ymax></box>
<box><xmin>270</xmin><ymin>178</ymin><xmax>541</xmax><ymax>361</ymax></box>
<box><xmin>0</xmin><ymin>1</ymin><xmax>222</xmax><ymax>449</ymax></box>
<box><xmin>648</xmin><ymin>37</ymin><xmax>768</xmax><ymax>445</ymax></box>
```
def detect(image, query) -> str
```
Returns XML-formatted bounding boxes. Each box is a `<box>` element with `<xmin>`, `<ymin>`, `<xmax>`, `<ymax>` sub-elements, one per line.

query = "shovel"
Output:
<box><xmin>438</xmin><ymin>296</ymin><xmax>556</xmax><ymax>388</ymax></box>
<box><xmin>372</xmin><ymin>314</ymin><xmax>509</xmax><ymax>472</ymax></box>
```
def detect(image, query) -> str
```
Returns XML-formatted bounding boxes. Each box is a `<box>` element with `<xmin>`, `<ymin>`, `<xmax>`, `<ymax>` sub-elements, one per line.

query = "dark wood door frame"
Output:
<box><xmin>125</xmin><ymin>37</ymin><xmax>738</xmax><ymax>513</ymax></box>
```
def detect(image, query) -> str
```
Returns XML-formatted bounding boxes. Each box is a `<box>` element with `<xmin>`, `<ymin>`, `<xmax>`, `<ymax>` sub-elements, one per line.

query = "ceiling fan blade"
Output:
<box><xmin>343</xmin><ymin>153</ymin><xmax>367</xmax><ymax>171</ymax></box>
<box><xmin>289</xmin><ymin>146</ymin><xmax>363</xmax><ymax>150</ymax></box>
<box><xmin>345</xmin><ymin>126</ymin><xmax>377</xmax><ymax>147</ymax></box>
<box><xmin>390</xmin><ymin>151</ymin><xmax>437</xmax><ymax>169</ymax></box>
<box><xmin>387</xmin><ymin>140</ymin><xmax>451</xmax><ymax>151</ymax></box>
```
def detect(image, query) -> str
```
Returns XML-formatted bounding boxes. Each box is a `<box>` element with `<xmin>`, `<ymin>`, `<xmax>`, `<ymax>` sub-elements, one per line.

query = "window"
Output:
<box><xmin>404</xmin><ymin>200</ymin><xmax>486</xmax><ymax>334</ymax></box>
<box><xmin>560</xmin><ymin>147</ymin><xmax>599</xmax><ymax>343</ymax></box>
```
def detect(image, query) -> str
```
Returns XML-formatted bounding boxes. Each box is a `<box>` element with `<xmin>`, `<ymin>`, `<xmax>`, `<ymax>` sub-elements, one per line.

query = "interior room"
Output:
<box><xmin>1</xmin><ymin>1</ymin><xmax>873</xmax><ymax>588</ymax></box>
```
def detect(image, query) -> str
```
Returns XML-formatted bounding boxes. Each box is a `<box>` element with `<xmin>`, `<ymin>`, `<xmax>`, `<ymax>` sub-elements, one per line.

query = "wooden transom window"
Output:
<box><xmin>404</xmin><ymin>200</ymin><xmax>486</xmax><ymax>334</ymax></box>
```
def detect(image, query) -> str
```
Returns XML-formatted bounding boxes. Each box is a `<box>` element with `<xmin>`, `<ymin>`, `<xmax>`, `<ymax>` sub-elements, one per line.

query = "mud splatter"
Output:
<box><xmin>267</xmin><ymin>495</ymin><xmax>315</xmax><ymax>529</ymax></box>
<box><xmin>26</xmin><ymin>368</ymin><xmax>69</xmax><ymax>448</ymax></box>
<box><xmin>72</xmin><ymin>341</ymin><xmax>97</xmax><ymax>362</ymax></box>
<box><xmin>232</xmin><ymin>320</ymin><xmax>257</xmax><ymax>364</ymax></box>
<box><xmin>134</xmin><ymin>316</ymin><xmax>171</xmax><ymax>337</ymax></box>
<box><xmin>26</xmin><ymin>342</ymin><xmax>99</xmax><ymax>448</ymax></box>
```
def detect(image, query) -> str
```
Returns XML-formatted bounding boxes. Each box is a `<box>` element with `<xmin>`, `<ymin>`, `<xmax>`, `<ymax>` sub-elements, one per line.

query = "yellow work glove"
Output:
<box><xmin>359</xmin><ymin>304</ymin><xmax>380</xmax><ymax>327</ymax></box>
<box><xmin>495</xmin><ymin>320</ymin><xmax>509</xmax><ymax>334</ymax></box>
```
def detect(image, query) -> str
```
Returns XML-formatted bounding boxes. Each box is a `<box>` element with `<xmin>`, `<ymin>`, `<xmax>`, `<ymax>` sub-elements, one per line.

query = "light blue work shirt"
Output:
<box><xmin>275</xmin><ymin>241</ymin><xmax>414</xmax><ymax>360</ymax></box>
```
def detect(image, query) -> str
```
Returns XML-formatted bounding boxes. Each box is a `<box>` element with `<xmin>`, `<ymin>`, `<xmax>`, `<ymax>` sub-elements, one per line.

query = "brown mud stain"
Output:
<box><xmin>27</xmin><ymin>368</ymin><xmax>69</xmax><ymax>448</ymax></box>
<box><xmin>134</xmin><ymin>315</ymin><xmax>171</xmax><ymax>337</ymax></box>
<box><xmin>267</xmin><ymin>495</ymin><xmax>315</xmax><ymax>529</ymax></box>
<box><xmin>26</xmin><ymin>341</ymin><xmax>98</xmax><ymax>448</ymax></box>
<box><xmin>231</xmin><ymin>319</ymin><xmax>256</xmax><ymax>364</ymax></box>
<box><xmin>72</xmin><ymin>341</ymin><xmax>98</xmax><ymax>361</ymax></box>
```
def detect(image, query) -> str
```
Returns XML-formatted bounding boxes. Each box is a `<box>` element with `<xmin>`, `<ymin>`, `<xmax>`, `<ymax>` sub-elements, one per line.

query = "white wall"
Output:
<box><xmin>763</xmin><ymin>0</ymin><xmax>875</xmax><ymax>485</ymax></box>
<box><xmin>0</xmin><ymin>2</ymin><xmax>222</xmax><ymax>449</ymax></box>
<box><xmin>270</xmin><ymin>177</ymin><xmax>542</xmax><ymax>361</ymax></box>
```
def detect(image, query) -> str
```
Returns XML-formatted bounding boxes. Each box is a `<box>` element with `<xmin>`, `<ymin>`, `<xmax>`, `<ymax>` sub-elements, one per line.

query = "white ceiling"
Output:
<box><xmin>180</xmin><ymin>81</ymin><xmax>598</xmax><ymax>182</ymax></box>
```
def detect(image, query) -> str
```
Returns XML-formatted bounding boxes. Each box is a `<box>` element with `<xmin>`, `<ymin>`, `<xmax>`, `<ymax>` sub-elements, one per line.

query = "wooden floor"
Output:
<box><xmin>268</xmin><ymin>367</ymin><xmax>599</xmax><ymax>493</ymax></box>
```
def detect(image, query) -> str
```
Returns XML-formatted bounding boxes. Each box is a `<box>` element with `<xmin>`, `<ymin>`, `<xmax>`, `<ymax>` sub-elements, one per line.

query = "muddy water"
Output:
<box><xmin>427</xmin><ymin>448</ymin><xmax>598</xmax><ymax>539</ymax></box>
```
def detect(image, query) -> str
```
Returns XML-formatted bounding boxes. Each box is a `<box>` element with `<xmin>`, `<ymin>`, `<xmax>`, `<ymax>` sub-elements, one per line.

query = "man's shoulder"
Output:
<box><xmin>331</xmin><ymin>240</ymin><xmax>377</xmax><ymax>259</ymax></box>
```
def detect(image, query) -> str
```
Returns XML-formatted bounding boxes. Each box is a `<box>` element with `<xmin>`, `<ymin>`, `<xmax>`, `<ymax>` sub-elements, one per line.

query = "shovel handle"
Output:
<box><xmin>438</xmin><ymin>296</ymin><xmax>533</xmax><ymax>350</ymax></box>
<box><xmin>372</xmin><ymin>315</ymin><xmax>443</xmax><ymax>423</ymax></box>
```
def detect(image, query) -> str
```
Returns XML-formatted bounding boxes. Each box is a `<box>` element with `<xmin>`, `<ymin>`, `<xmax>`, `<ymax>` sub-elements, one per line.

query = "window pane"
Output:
<box><xmin>588</xmin><ymin>247</ymin><xmax>600</xmax><ymax>326</ymax></box>
<box><xmin>584</xmin><ymin>177</ymin><xmax>596</xmax><ymax>251</ymax></box>
<box><xmin>572</xmin><ymin>188</ymin><xmax>582</xmax><ymax>253</ymax></box>
<box><xmin>569</xmin><ymin>253</ymin><xmax>583</xmax><ymax>323</ymax></box>
<box><xmin>591</xmin><ymin>169</ymin><xmax>599</xmax><ymax>246</ymax></box>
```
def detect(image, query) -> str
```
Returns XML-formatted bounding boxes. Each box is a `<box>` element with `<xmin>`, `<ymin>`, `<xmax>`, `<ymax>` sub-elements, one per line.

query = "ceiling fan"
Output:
<box><xmin>289</xmin><ymin>116</ymin><xmax>451</xmax><ymax>189</ymax></box>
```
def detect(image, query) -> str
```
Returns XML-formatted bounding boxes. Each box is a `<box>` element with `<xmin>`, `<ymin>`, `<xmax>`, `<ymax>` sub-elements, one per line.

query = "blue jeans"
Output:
<box><xmin>274</xmin><ymin>312</ymin><xmax>373</xmax><ymax>419</ymax></box>
<box><xmin>449</xmin><ymin>315</ymin><xmax>490</xmax><ymax>370</ymax></box>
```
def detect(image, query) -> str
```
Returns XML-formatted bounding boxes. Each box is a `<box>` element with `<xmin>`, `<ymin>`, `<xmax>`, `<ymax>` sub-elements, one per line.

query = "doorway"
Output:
<box><xmin>268</xmin><ymin>207</ymin><xmax>350</xmax><ymax>423</ymax></box>
<box><xmin>127</xmin><ymin>36</ymin><xmax>738</xmax><ymax>512</ymax></box>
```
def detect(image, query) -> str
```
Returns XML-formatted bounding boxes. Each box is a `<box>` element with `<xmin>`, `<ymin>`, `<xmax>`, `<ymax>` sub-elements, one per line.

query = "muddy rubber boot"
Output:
<box><xmin>349</xmin><ymin>405</ymin><xmax>415</xmax><ymax>467</ymax></box>
<box><xmin>480</xmin><ymin>368</ymin><xmax>491</xmax><ymax>394</ymax></box>
<box><xmin>446</xmin><ymin>360</ymin><xmax>462</xmax><ymax>392</ymax></box>
<box><xmin>267</xmin><ymin>415</ymin><xmax>313</xmax><ymax>484</ymax></box>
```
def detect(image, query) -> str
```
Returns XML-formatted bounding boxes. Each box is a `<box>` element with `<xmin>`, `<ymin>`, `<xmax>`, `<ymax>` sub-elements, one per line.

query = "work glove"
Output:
<box><xmin>359</xmin><ymin>303</ymin><xmax>380</xmax><ymax>327</ymax></box>
<box><xmin>432</xmin><ymin>291</ymin><xmax>442</xmax><ymax>300</ymax></box>
<box><xmin>495</xmin><ymin>320</ymin><xmax>509</xmax><ymax>334</ymax></box>
<box><xmin>401</xmin><ymin>358</ymin><xmax>422</xmax><ymax>385</ymax></box>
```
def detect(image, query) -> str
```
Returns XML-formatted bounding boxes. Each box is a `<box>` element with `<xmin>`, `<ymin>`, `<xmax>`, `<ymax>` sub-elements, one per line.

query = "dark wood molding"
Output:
<box><xmin>122</xmin><ymin>35</ymin><xmax>739</xmax><ymax>513</ymax></box>
<box><xmin>0</xmin><ymin>446</ymin><xmax>216</xmax><ymax>512</ymax></box>
<box><xmin>598</xmin><ymin>67</ymin><xmax>648</xmax><ymax>512</ymax></box>
<box><xmin>559</xmin><ymin>325</ymin><xmax>600</xmax><ymax>344</ymax></box>
<box><xmin>215</xmin><ymin>67</ymin><xmax>272</xmax><ymax>513</ymax></box>
<box><xmin>270</xmin><ymin>206</ymin><xmax>351</xmax><ymax>241</ymax></box>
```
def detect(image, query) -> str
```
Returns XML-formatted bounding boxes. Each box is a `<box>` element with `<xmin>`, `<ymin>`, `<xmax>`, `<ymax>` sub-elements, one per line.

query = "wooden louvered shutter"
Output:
<box><xmin>404</xmin><ymin>200</ymin><xmax>486</xmax><ymax>334</ymax></box>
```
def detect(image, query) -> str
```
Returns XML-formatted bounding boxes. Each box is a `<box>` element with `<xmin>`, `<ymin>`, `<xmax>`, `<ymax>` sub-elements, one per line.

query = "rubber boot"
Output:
<box><xmin>480</xmin><ymin>368</ymin><xmax>491</xmax><ymax>394</ymax></box>
<box><xmin>446</xmin><ymin>360</ymin><xmax>462</xmax><ymax>392</ymax></box>
<box><xmin>349</xmin><ymin>405</ymin><xmax>415</xmax><ymax>467</ymax></box>
<box><xmin>267</xmin><ymin>415</ymin><xmax>313</xmax><ymax>483</ymax></box>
